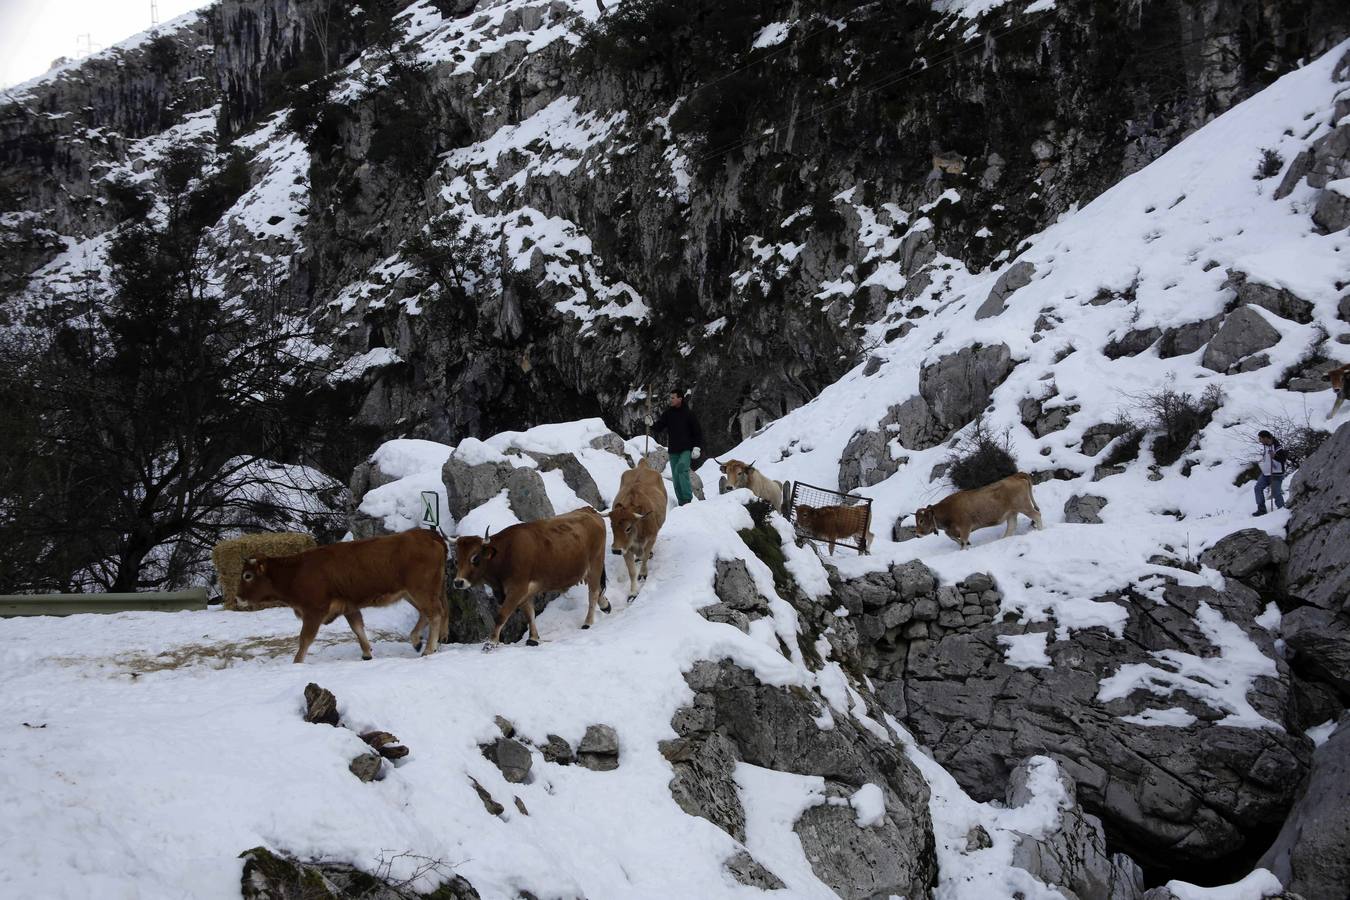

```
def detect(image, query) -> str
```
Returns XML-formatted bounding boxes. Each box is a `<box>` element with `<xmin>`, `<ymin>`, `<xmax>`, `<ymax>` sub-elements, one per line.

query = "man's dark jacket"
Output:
<box><xmin>652</xmin><ymin>405</ymin><xmax>704</xmax><ymax>454</ymax></box>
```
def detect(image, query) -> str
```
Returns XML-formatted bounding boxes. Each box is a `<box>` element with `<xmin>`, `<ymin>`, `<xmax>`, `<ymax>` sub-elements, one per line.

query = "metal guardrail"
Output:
<box><xmin>0</xmin><ymin>588</ymin><xmax>210</xmax><ymax>617</ymax></box>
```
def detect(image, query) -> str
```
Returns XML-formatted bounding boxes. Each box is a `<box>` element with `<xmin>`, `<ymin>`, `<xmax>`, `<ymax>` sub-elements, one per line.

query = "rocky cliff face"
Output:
<box><xmin>3</xmin><ymin>0</ymin><xmax>1347</xmax><ymax>455</ymax></box>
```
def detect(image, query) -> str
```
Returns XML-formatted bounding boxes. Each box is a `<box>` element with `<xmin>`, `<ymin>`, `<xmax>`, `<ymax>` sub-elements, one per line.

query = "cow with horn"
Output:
<box><xmin>604</xmin><ymin>458</ymin><xmax>668</xmax><ymax>600</ymax></box>
<box><xmin>452</xmin><ymin>509</ymin><xmax>609</xmax><ymax>650</ymax></box>
<box><xmin>717</xmin><ymin>457</ymin><xmax>787</xmax><ymax>514</ymax></box>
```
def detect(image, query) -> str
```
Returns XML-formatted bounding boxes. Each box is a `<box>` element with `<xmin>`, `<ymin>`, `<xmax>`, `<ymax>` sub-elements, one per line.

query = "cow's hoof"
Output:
<box><xmin>627</xmin><ymin>593</ymin><xmax>637</xmax><ymax>602</ymax></box>
<box><xmin>526</xmin><ymin>639</ymin><xmax>540</xmax><ymax>647</ymax></box>
<box><xmin>362</xmin><ymin>654</ymin><xmax>373</xmax><ymax>661</ymax></box>
<box><xmin>601</xmin><ymin>602</ymin><xmax>612</xmax><ymax>614</ymax></box>
<box><xmin>581</xmin><ymin>624</ymin><xmax>591</xmax><ymax>630</ymax></box>
<box><xmin>481</xmin><ymin>642</ymin><xmax>497</xmax><ymax>654</ymax></box>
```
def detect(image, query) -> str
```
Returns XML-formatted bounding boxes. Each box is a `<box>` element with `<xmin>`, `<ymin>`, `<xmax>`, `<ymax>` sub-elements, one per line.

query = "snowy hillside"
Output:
<box><xmin>715</xmin><ymin>35</ymin><xmax>1350</xmax><ymax>583</ymax></box>
<box><xmin>3</xmin><ymin>5</ymin><xmax>1350</xmax><ymax>900</ymax></box>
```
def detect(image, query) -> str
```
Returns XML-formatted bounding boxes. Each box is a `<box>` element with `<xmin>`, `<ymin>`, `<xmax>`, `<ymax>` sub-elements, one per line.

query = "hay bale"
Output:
<box><xmin>212</xmin><ymin>532</ymin><xmax>316</xmax><ymax>609</ymax></box>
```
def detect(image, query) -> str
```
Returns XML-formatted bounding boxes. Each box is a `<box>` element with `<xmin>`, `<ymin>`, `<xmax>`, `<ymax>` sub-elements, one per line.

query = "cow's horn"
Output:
<box><xmin>483</xmin><ymin>526</ymin><xmax>491</xmax><ymax>542</ymax></box>
<box><xmin>747</xmin><ymin>459</ymin><xmax>757</xmax><ymax>470</ymax></box>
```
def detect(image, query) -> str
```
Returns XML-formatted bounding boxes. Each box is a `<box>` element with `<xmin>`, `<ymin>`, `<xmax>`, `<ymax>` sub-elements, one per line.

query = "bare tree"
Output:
<box><xmin>303</xmin><ymin>1</ymin><xmax>336</xmax><ymax>74</ymax></box>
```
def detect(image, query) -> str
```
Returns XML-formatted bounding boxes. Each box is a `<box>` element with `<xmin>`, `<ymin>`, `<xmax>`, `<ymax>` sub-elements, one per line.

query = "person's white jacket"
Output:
<box><xmin>1259</xmin><ymin>443</ymin><xmax>1286</xmax><ymax>477</ymax></box>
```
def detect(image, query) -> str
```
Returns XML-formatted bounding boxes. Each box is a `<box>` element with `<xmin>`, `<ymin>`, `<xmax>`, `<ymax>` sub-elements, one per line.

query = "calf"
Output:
<box><xmin>606</xmin><ymin>459</ymin><xmax>668</xmax><ymax>600</ymax></box>
<box><xmin>795</xmin><ymin>503</ymin><xmax>873</xmax><ymax>555</ymax></box>
<box><xmin>717</xmin><ymin>458</ymin><xmax>785</xmax><ymax>512</ymax></box>
<box><xmin>1328</xmin><ymin>363</ymin><xmax>1350</xmax><ymax>419</ymax></box>
<box><xmin>453</xmin><ymin>507</ymin><xmax>609</xmax><ymax>649</ymax></box>
<box><xmin>237</xmin><ymin>528</ymin><xmax>448</xmax><ymax>664</ymax></box>
<box><xmin>914</xmin><ymin>472</ymin><xmax>1043</xmax><ymax>549</ymax></box>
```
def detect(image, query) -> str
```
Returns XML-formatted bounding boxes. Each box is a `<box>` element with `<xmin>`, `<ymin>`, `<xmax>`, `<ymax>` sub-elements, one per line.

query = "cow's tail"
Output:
<box><xmin>601</xmin><ymin>565</ymin><xmax>607</xmax><ymax>590</ymax></box>
<box><xmin>1016</xmin><ymin>472</ymin><xmax>1041</xmax><ymax>512</ymax></box>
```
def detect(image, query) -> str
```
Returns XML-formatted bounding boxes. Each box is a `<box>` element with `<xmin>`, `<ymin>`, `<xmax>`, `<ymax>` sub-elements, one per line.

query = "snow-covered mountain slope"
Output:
<box><xmin>713</xmin><ymin>35</ymin><xmax>1350</xmax><ymax>572</ymax></box>
<box><xmin>0</xmin><ymin>476</ymin><xmax>1056</xmax><ymax>900</ymax></box>
<box><xmin>4</xmin><ymin>10</ymin><xmax>1350</xmax><ymax>900</ymax></box>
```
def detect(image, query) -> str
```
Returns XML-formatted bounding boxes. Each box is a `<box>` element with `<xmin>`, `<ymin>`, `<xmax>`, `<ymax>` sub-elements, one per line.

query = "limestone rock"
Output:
<box><xmin>239</xmin><ymin>846</ymin><xmax>479</xmax><ymax>899</ymax></box>
<box><xmin>1063</xmin><ymin>494</ymin><xmax>1108</xmax><ymax>524</ymax></box>
<box><xmin>1104</xmin><ymin>326</ymin><xmax>1162</xmax><ymax>359</ymax></box>
<box><xmin>919</xmin><ymin>343</ymin><xmax>1016</xmax><ymax>438</ymax></box>
<box><xmin>360</xmin><ymin>730</ymin><xmax>409</xmax><ymax>761</ymax></box>
<box><xmin>1081</xmin><ymin>422</ymin><xmax>1129</xmax><ymax>457</ymax></box>
<box><xmin>577</xmin><ymin>724</ymin><xmax>620</xmax><ymax>771</ymax></box>
<box><xmin>1158</xmin><ymin>316</ymin><xmax>1223</xmax><ymax>359</ymax></box>
<box><xmin>1286</xmin><ymin>422</ymin><xmax>1350</xmax><ymax>614</ymax></box>
<box><xmin>541</xmin><ymin>734</ymin><xmax>574</xmax><ymax>765</ymax></box>
<box><xmin>724</xmin><ymin>850</ymin><xmax>786</xmax><ymax>890</ymax></box>
<box><xmin>1282</xmin><ymin>608</ymin><xmax>1350</xmax><ymax>699</ymax></box>
<box><xmin>1223</xmin><ymin>270</ymin><xmax>1315</xmax><ymax>324</ymax></box>
<box><xmin>1259</xmin><ymin>715</ymin><xmax>1350</xmax><ymax>899</ymax></box>
<box><xmin>665</xmin><ymin>660</ymin><xmax>935</xmax><ymax>898</ymax></box>
<box><xmin>483</xmin><ymin>737</ymin><xmax>532</xmax><ymax>783</ymax></box>
<box><xmin>839</xmin><ymin>427</ymin><xmax>900</xmax><ymax>491</ymax></box>
<box><xmin>1199</xmin><ymin>528</ymin><xmax>1288</xmax><ymax>597</ymax></box>
<box><xmin>442</xmin><ymin>454</ymin><xmax>512</xmax><ymax>521</ymax></box>
<box><xmin>869</xmin><ymin>577</ymin><xmax>1310</xmax><ymax>871</ymax></box>
<box><xmin>528</xmin><ymin>451</ymin><xmax>603</xmax><ymax>508</ymax></box>
<box><xmin>1201</xmin><ymin>307</ymin><xmax>1282</xmax><ymax>373</ymax></box>
<box><xmin>504</xmin><ymin>466</ymin><xmax>554</xmax><ymax>522</ymax></box>
<box><xmin>975</xmin><ymin>261</ymin><xmax>1036</xmax><ymax>319</ymax></box>
<box><xmin>348</xmin><ymin>753</ymin><xmax>383</xmax><ymax>782</ymax></box>
<box><xmin>1006</xmin><ymin>759</ymin><xmax>1146</xmax><ymax>900</ymax></box>
<box><xmin>303</xmin><ymin>683</ymin><xmax>339</xmax><ymax>727</ymax></box>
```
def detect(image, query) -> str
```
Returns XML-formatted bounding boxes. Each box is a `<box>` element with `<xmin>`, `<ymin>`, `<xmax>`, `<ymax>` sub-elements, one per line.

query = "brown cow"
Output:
<box><xmin>605</xmin><ymin>459</ymin><xmax>668</xmax><ymax>600</ymax></box>
<box><xmin>237</xmin><ymin>528</ymin><xmax>448</xmax><ymax>664</ymax></box>
<box><xmin>1327</xmin><ymin>362</ymin><xmax>1350</xmax><ymax>419</ymax></box>
<box><xmin>452</xmin><ymin>507</ymin><xmax>609</xmax><ymax>649</ymax></box>
<box><xmin>795</xmin><ymin>503</ymin><xmax>873</xmax><ymax>555</ymax></box>
<box><xmin>717</xmin><ymin>458</ymin><xmax>785</xmax><ymax>512</ymax></box>
<box><xmin>914</xmin><ymin>473</ymin><xmax>1043</xmax><ymax>549</ymax></box>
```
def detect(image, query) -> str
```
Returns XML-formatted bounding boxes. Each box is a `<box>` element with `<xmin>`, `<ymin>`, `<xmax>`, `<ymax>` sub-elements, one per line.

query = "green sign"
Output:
<box><xmin>421</xmin><ymin>491</ymin><xmax>440</xmax><ymax>528</ymax></box>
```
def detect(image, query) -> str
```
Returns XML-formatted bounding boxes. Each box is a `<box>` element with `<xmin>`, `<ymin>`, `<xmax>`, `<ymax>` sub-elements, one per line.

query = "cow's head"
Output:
<box><xmin>237</xmin><ymin>557</ymin><xmax>279</xmax><ymax>606</ymax></box>
<box><xmin>718</xmin><ymin>459</ymin><xmax>755</xmax><ymax>491</ymax></box>
<box><xmin>453</xmin><ymin>532</ymin><xmax>497</xmax><ymax>589</ymax></box>
<box><xmin>914</xmin><ymin>507</ymin><xmax>937</xmax><ymax>536</ymax></box>
<box><xmin>793</xmin><ymin>504</ymin><xmax>817</xmax><ymax>528</ymax></box>
<box><xmin>606</xmin><ymin>503</ymin><xmax>648</xmax><ymax>556</ymax></box>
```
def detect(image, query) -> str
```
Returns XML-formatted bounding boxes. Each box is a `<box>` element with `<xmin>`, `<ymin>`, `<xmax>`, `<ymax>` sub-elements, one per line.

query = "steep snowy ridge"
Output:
<box><xmin>3</xmin><ymin>5</ymin><xmax>1350</xmax><ymax>900</ymax></box>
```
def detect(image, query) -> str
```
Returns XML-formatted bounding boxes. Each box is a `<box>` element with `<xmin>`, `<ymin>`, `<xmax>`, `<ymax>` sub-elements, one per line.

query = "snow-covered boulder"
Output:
<box><xmin>1200</xmin><ymin>307</ymin><xmax>1282</xmax><ymax>372</ymax></box>
<box><xmin>663</xmin><ymin>659</ymin><xmax>936</xmax><ymax>899</ymax></box>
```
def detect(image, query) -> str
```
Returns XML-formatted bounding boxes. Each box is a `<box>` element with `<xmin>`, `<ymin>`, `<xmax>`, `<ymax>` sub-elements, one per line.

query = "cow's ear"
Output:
<box><xmin>256</xmin><ymin>560</ymin><xmax>267</xmax><ymax>573</ymax></box>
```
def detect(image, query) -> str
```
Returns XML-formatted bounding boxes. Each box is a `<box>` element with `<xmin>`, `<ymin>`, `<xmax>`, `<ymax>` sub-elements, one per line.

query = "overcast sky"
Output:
<box><xmin>0</xmin><ymin>0</ymin><xmax>215</xmax><ymax>90</ymax></box>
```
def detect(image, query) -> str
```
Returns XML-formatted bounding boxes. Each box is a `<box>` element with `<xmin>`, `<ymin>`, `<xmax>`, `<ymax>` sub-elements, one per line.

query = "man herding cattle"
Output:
<box><xmin>236</xmin><ymin>528</ymin><xmax>449</xmax><ymax>664</ymax></box>
<box><xmin>914</xmin><ymin>472</ymin><xmax>1043</xmax><ymax>549</ymax></box>
<box><xmin>452</xmin><ymin>507</ymin><xmax>610</xmax><ymax>650</ymax></box>
<box><xmin>605</xmin><ymin>459</ymin><xmax>669</xmax><ymax>600</ymax></box>
<box><xmin>647</xmin><ymin>388</ymin><xmax>704</xmax><ymax>506</ymax></box>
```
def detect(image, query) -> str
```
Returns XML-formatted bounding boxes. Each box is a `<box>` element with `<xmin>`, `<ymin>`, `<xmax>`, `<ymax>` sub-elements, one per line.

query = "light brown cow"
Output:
<box><xmin>914</xmin><ymin>472</ymin><xmax>1043</xmax><ymax>549</ymax></box>
<box><xmin>606</xmin><ymin>459</ymin><xmax>668</xmax><ymax>600</ymax></box>
<box><xmin>237</xmin><ymin>528</ymin><xmax>449</xmax><ymax>664</ymax></box>
<box><xmin>717</xmin><ymin>458</ymin><xmax>785</xmax><ymax>512</ymax></box>
<box><xmin>452</xmin><ymin>507</ymin><xmax>609</xmax><ymax>649</ymax></box>
<box><xmin>1327</xmin><ymin>363</ymin><xmax>1350</xmax><ymax>419</ymax></box>
<box><xmin>795</xmin><ymin>504</ymin><xmax>873</xmax><ymax>555</ymax></box>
